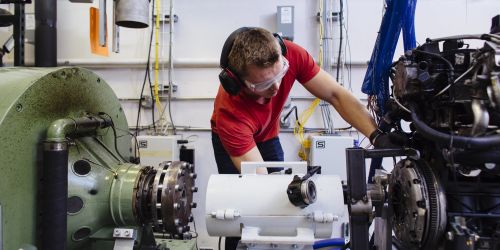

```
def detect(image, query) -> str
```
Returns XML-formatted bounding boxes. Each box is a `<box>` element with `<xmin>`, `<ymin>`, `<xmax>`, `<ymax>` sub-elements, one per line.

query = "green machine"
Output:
<box><xmin>0</xmin><ymin>67</ymin><xmax>197</xmax><ymax>250</ymax></box>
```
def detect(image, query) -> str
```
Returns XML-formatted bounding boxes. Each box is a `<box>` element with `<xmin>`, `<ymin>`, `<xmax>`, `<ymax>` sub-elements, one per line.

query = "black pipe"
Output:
<box><xmin>35</xmin><ymin>0</ymin><xmax>57</xmax><ymax>66</ymax></box>
<box><xmin>410</xmin><ymin>107</ymin><xmax>500</xmax><ymax>149</ymax></box>
<box><xmin>448</xmin><ymin>149</ymin><xmax>500</xmax><ymax>164</ymax></box>
<box><xmin>41</xmin><ymin>141</ymin><xmax>68</xmax><ymax>249</ymax></box>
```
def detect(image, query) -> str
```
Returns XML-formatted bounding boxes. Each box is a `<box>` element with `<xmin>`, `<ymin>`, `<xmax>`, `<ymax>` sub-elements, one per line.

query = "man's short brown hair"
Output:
<box><xmin>228</xmin><ymin>27</ymin><xmax>281</xmax><ymax>77</ymax></box>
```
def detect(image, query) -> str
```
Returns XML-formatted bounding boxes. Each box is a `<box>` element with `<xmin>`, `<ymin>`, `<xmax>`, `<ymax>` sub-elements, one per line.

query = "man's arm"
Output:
<box><xmin>302</xmin><ymin>69</ymin><xmax>377</xmax><ymax>137</ymax></box>
<box><xmin>229</xmin><ymin>146</ymin><xmax>268</xmax><ymax>174</ymax></box>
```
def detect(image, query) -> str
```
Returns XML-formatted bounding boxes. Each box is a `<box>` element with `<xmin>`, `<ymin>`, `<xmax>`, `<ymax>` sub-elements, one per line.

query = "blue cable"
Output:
<box><xmin>361</xmin><ymin>0</ymin><xmax>417</xmax><ymax>115</ymax></box>
<box><xmin>313</xmin><ymin>238</ymin><xmax>346</xmax><ymax>249</ymax></box>
<box><xmin>362</xmin><ymin>0</ymin><xmax>417</xmax><ymax>182</ymax></box>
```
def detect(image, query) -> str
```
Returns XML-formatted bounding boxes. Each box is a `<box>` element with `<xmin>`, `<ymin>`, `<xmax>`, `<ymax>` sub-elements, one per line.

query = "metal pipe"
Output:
<box><xmin>35</xmin><ymin>0</ymin><xmax>57</xmax><ymax>66</ymax></box>
<box><xmin>55</xmin><ymin>59</ymin><xmax>369</xmax><ymax>69</ymax></box>
<box><xmin>41</xmin><ymin>115</ymin><xmax>113</xmax><ymax>248</ymax></box>
<box><xmin>46</xmin><ymin>116</ymin><xmax>112</xmax><ymax>142</ymax></box>
<box><xmin>118</xmin><ymin>96</ymin><xmax>370</xmax><ymax>102</ymax></box>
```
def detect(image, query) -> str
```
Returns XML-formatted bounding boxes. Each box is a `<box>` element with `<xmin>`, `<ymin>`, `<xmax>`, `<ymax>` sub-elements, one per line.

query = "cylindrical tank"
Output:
<box><xmin>0</xmin><ymin>67</ymin><xmax>195</xmax><ymax>250</ymax></box>
<box><xmin>205</xmin><ymin>173</ymin><xmax>345</xmax><ymax>241</ymax></box>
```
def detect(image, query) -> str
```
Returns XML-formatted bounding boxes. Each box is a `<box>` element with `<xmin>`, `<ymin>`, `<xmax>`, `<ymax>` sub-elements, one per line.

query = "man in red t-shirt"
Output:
<box><xmin>211</xmin><ymin>27</ymin><xmax>392</xmax><ymax>250</ymax></box>
<box><xmin>211</xmin><ymin>27</ymin><xmax>380</xmax><ymax>176</ymax></box>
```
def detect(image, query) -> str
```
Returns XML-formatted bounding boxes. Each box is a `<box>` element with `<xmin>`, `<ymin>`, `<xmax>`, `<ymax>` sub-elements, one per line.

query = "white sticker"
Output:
<box><xmin>280</xmin><ymin>7</ymin><xmax>292</xmax><ymax>24</ymax></box>
<box><xmin>26</xmin><ymin>13</ymin><xmax>35</xmax><ymax>30</ymax></box>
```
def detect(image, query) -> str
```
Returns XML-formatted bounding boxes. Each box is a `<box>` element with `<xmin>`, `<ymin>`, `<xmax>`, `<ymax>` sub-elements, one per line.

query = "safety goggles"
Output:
<box><xmin>244</xmin><ymin>57</ymin><xmax>289</xmax><ymax>92</ymax></box>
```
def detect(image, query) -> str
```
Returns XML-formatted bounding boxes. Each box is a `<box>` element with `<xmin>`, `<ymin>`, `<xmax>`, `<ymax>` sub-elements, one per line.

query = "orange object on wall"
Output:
<box><xmin>90</xmin><ymin>7</ymin><xmax>108</xmax><ymax>56</ymax></box>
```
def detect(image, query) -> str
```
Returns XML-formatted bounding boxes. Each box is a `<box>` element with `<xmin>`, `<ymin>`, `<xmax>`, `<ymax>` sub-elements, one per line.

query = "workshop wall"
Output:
<box><xmin>1</xmin><ymin>0</ymin><xmax>498</xmax><ymax>249</ymax></box>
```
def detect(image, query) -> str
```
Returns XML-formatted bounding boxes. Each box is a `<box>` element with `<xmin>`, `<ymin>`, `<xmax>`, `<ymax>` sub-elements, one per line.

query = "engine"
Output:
<box><xmin>383</xmin><ymin>31</ymin><xmax>500</xmax><ymax>249</ymax></box>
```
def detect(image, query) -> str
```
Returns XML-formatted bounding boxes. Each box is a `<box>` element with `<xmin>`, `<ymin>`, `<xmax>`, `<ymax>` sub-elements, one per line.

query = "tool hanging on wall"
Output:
<box><xmin>90</xmin><ymin>6</ymin><xmax>108</xmax><ymax>56</ymax></box>
<box><xmin>79</xmin><ymin>0</ymin><xmax>150</xmax><ymax>55</ymax></box>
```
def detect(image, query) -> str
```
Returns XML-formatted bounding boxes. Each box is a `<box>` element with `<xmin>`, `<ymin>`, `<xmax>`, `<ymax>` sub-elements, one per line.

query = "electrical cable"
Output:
<box><xmin>134</xmin><ymin>0</ymin><xmax>156</xmax><ymax>153</ymax></box>
<box><xmin>147</xmin><ymin>66</ymin><xmax>156</xmax><ymax>132</ymax></box>
<box><xmin>282</xmin><ymin>106</ymin><xmax>301</xmax><ymax>127</ymax></box>
<box><xmin>218</xmin><ymin>237</ymin><xmax>222</xmax><ymax>250</ymax></box>
<box><xmin>433</xmin><ymin>51</ymin><xmax>488</xmax><ymax>98</ymax></box>
<box><xmin>153</xmin><ymin>0</ymin><xmax>163</xmax><ymax>123</ymax></box>
<box><xmin>167</xmin><ymin>0</ymin><xmax>177</xmax><ymax>135</ymax></box>
<box><xmin>336</xmin><ymin>0</ymin><xmax>343</xmax><ymax>82</ymax></box>
<box><xmin>115</xmin><ymin>127</ymin><xmax>141</xmax><ymax>160</ymax></box>
<box><xmin>99</xmin><ymin>112</ymin><xmax>127</xmax><ymax>162</ymax></box>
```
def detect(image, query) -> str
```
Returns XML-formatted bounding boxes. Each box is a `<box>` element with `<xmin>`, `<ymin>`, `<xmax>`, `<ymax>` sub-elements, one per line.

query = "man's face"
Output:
<box><xmin>243</xmin><ymin>57</ymin><xmax>289</xmax><ymax>98</ymax></box>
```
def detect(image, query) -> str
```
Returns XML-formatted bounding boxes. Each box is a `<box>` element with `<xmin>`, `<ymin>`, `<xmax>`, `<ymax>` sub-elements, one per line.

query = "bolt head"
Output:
<box><xmin>446</xmin><ymin>231</ymin><xmax>454</xmax><ymax>241</ymax></box>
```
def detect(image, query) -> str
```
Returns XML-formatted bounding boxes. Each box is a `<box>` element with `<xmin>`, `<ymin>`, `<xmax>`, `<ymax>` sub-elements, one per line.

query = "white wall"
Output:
<box><xmin>3</xmin><ymin>0</ymin><xmax>499</xmax><ymax>249</ymax></box>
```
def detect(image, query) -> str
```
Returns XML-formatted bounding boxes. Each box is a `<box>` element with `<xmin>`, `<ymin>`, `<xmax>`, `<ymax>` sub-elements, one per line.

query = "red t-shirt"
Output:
<box><xmin>211</xmin><ymin>40</ymin><xmax>320</xmax><ymax>156</ymax></box>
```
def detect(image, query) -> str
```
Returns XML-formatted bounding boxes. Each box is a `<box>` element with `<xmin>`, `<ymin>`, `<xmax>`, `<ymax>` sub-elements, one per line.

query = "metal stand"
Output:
<box><xmin>345</xmin><ymin>148</ymin><xmax>419</xmax><ymax>250</ymax></box>
<box><xmin>13</xmin><ymin>3</ymin><xmax>25</xmax><ymax>66</ymax></box>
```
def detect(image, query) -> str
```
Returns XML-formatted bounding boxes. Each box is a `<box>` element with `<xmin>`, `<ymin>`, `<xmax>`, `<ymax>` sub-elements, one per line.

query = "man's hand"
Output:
<box><xmin>370</xmin><ymin>129</ymin><xmax>408</xmax><ymax>148</ymax></box>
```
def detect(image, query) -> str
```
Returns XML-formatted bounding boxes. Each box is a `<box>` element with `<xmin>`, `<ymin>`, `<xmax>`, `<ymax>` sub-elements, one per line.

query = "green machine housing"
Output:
<box><xmin>0</xmin><ymin>67</ymin><xmax>197</xmax><ymax>250</ymax></box>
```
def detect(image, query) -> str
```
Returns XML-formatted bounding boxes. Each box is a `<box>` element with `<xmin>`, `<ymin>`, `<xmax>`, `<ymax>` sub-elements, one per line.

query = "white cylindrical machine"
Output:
<box><xmin>206</xmin><ymin>162</ymin><xmax>345</xmax><ymax>247</ymax></box>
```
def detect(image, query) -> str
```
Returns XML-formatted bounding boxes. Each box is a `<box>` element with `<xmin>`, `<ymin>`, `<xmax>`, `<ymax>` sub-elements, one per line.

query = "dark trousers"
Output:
<box><xmin>211</xmin><ymin>132</ymin><xmax>284</xmax><ymax>250</ymax></box>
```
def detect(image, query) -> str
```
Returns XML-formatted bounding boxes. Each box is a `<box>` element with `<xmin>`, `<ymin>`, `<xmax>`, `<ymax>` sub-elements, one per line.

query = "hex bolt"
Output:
<box><xmin>174</xmin><ymin>219</ymin><xmax>180</xmax><ymax>225</ymax></box>
<box><xmin>175</xmin><ymin>184</ymin><xmax>182</xmax><ymax>192</ymax></box>
<box><xmin>174</xmin><ymin>203</ymin><xmax>180</xmax><ymax>210</ymax></box>
<box><xmin>191</xmin><ymin>202</ymin><xmax>197</xmax><ymax>208</ymax></box>
<box><xmin>189</xmin><ymin>215</ymin><xmax>194</xmax><ymax>222</ymax></box>
<box><xmin>114</xmin><ymin>229</ymin><xmax>120</xmax><ymax>236</ymax></box>
<box><xmin>190</xmin><ymin>173</ymin><xmax>197</xmax><ymax>179</ymax></box>
<box><xmin>124</xmin><ymin>230</ymin><xmax>130</xmax><ymax>237</ymax></box>
<box><xmin>191</xmin><ymin>187</ymin><xmax>198</xmax><ymax>192</ymax></box>
<box><xmin>178</xmin><ymin>169</ymin><xmax>184</xmax><ymax>177</ymax></box>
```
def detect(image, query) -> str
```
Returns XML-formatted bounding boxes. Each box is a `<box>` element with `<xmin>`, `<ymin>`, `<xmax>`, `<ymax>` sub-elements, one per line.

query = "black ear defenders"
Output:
<box><xmin>219</xmin><ymin>27</ymin><xmax>288</xmax><ymax>96</ymax></box>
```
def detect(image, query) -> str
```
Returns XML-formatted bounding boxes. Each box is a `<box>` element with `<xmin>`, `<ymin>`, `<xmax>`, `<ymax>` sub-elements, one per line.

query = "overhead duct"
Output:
<box><xmin>115</xmin><ymin>0</ymin><xmax>149</xmax><ymax>28</ymax></box>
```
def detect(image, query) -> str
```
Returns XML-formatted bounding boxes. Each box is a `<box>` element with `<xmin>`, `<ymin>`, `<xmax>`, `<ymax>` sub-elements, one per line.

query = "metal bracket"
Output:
<box><xmin>346</xmin><ymin>147</ymin><xmax>420</xmax><ymax>250</ymax></box>
<box><xmin>112</xmin><ymin>228</ymin><xmax>137</xmax><ymax>250</ymax></box>
<box><xmin>99</xmin><ymin>0</ymin><xmax>107</xmax><ymax>47</ymax></box>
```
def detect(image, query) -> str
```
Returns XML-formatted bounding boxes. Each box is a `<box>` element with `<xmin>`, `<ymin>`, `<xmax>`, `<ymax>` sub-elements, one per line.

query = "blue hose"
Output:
<box><xmin>313</xmin><ymin>238</ymin><xmax>346</xmax><ymax>249</ymax></box>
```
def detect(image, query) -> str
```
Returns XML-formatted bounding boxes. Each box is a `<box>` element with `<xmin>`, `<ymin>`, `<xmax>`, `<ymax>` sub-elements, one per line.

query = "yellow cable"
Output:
<box><xmin>294</xmin><ymin>98</ymin><xmax>321</xmax><ymax>160</ymax></box>
<box><xmin>293</xmin><ymin>1</ymin><xmax>325</xmax><ymax>161</ymax></box>
<box><xmin>154</xmin><ymin>0</ymin><xmax>163</xmax><ymax>123</ymax></box>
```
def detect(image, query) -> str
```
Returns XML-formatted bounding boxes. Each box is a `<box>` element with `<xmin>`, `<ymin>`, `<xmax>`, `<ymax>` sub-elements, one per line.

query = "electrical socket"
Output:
<box><xmin>159</xmin><ymin>84</ymin><xmax>177</xmax><ymax>94</ymax></box>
